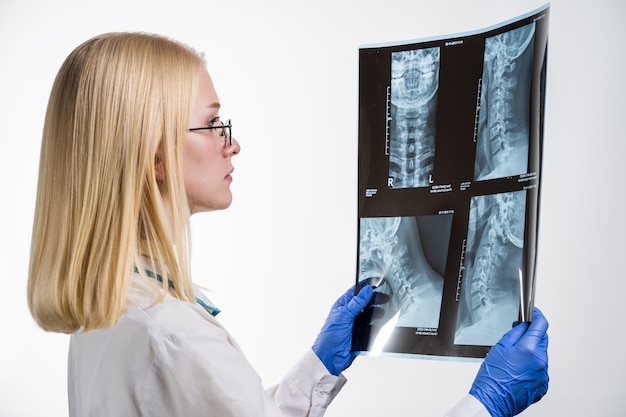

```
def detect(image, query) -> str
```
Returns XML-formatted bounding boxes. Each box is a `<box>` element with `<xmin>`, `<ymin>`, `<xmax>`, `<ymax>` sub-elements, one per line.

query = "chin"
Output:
<box><xmin>190</xmin><ymin>198</ymin><xmax>233</xmax><ymax>214</ymax></box>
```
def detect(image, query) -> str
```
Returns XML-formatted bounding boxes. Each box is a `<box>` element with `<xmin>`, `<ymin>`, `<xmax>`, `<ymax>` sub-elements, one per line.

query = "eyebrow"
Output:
<box><xmin>202</xmin><ymin>103</ymin><xmax>221</xmax><ymax>119</ymax></box>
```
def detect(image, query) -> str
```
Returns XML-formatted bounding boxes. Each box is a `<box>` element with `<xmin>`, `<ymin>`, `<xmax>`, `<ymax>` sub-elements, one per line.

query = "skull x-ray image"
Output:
<box><xmin>388</xmin><ymin>47</ymin><xmax>440</xmax><ymax>189</ymax></box>
<box><xmin>358</xmin><ymin>214</ymin><xmax>452</xmax><ymax>329</ymax></box>
<box><xmin>474</xmin><ymin>23</ymin><xmax>536</xmax><ymax>181</ymax></box>
<box><xmin>454</xmin><ymin>190</ymin><xmax>526</xmax><ymax>346</ymax></box>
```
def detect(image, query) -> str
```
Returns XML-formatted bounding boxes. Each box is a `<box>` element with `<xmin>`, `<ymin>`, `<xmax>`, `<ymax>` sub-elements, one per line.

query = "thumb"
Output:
<box><xmin>515</xmin><ymin>307</ymin><xmax>549</xmax><ymax>351</ymax></box>
<box><xmin>496</xmin><ymin>320</ymin><xmax>530</xmax><ymax>348</ymax></box>
<box><xmin>346</xmin><ymin>285</ymin><xmax>374</xmax><ymax>316</ymax></box>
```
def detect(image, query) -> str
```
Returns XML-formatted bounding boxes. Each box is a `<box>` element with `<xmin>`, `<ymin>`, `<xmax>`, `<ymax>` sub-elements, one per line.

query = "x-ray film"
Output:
<box><xmin>353</xmin><ymin>4</ymin><xmax>549</xmax><ymax>360</ymax></box>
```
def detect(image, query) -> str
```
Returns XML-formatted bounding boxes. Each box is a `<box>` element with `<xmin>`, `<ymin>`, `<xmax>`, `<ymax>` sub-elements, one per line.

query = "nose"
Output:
<box><xmin>227</xmin><ymin>136</ymin><xmax>240</xmax><ymax>155</ymax></box>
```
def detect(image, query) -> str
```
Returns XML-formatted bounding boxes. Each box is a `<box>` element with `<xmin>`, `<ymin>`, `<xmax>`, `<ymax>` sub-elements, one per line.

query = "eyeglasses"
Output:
<box><xmin>188</xmin><ymin>119</ymin><xmax>232</xmax><ymax>147</ymax></box>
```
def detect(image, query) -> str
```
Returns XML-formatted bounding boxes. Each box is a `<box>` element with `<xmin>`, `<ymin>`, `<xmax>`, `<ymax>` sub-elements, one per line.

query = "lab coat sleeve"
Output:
<box><xmin>444</xmin><ymin>394</ymin><xmax>491</xmax><ymax>417</ymax></box>
<box><xmin>266</xmin><ymin>349</ymin><xmax>347</xmax><ymax>417</ymax></box>
<box><xmin>142</xmin><ymin>319</ymin><xmax>344</xmax><ymax>417</ymax></box>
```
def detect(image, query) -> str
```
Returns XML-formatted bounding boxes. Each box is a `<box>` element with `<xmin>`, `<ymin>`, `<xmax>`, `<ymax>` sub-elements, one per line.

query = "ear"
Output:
<box><xmin>155</xmin><ymin>151</ymin><xmax>166</xmax><ymax>182</ymax></box>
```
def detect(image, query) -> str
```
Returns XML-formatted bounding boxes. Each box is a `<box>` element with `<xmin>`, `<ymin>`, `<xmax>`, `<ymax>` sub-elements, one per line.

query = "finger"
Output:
<box><xmin>538</xmin><ymin>333</ymin><xmax>549</xmax><ymax>361</ymax></box>
<box><xmin>334</xmin><ymin>285</ymin><xmax>358</xmax><ymax>308</ymax></box>
<box><xmin>531</xmin><ymin>307</ymin><xmax>548</xmax><ymax>329</ymax></box>
<box><xmin>495</xmin><ymin>320</ymin><xmax>529</xmax><ymax>348</ymax></box>
<box><xmin>516</xmin><ymin>307</ymin><xmax>549</xmax><ymax>351</ymax></box>
<box><xmin>346</xmin><ymin>285</ymin><xmax>374</xmax><ymax>316</ymax></box>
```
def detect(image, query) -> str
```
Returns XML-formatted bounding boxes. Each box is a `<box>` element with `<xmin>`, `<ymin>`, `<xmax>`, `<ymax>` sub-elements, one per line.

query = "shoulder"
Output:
<box><xmin>69</xmin><ymin>276</ymin><xmax>255</xmax><ymax>415</ymax></box>
<box><xmin>72</xmin><ymin>276</ymin><xmax>227</xmax><ymax>358</ymax></box>
<box><xmin>123</xmin><ymin>275</ymin><xmax>226</xmax><ymax>342</ymax></box>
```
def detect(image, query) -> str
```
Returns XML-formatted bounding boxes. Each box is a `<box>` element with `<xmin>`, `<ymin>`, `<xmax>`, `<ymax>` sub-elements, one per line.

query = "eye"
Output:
<box><xmin>207</xmin><ymin>116</ymin><xmax>221</xmax><ymax>128</ymax></box>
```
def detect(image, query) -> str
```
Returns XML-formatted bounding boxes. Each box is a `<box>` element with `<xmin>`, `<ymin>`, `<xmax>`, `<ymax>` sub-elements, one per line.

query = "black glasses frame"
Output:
<box><xmin>188</xmin><ymin>119</ymin><xmax>232</xmax><ymax>146</ymax></box>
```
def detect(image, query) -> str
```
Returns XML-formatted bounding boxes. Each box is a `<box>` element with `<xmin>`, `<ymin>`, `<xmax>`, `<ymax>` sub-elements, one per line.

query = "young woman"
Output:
<box><xmin>27</xmin><ymin>32</ymin><xmax>548</xmax><ymax>417</ymax></box>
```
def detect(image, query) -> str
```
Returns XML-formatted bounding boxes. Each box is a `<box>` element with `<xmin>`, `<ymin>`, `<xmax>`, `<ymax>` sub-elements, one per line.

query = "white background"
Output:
<box><xmin>1</xmin><ymin>0</ymin><xmax>624</xmax><ymax>415</ymax></box>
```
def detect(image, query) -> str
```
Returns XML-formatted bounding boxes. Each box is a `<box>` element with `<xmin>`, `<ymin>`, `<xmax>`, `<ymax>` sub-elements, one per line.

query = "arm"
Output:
<box><xmin>141</xmin><ymin>290</ymin><xmax>365</xmax><ymax>417</ymax></box>
<box><xmin>266</xmin><ymin>284</ymin><xmax>374</xmax><ymax>416</ymax></box>
<box><xmin>266</xmin><ymin>349</ymin><xmax>347</xmax><ymax>417</ymax></box>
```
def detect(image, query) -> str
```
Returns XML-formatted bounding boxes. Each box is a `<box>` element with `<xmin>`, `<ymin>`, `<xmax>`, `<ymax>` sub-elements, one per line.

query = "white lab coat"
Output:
<box><xmin>68</xmin><ymin>271</ymin><xmax>488</xmax><ymax>417</ymax></box>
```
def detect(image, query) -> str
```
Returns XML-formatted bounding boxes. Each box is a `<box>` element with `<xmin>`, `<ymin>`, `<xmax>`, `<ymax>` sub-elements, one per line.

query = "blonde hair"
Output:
<box><xmin>28</xmin><ymin>32</ymin><xmax>204</xmax><ymax>333</ymax></box>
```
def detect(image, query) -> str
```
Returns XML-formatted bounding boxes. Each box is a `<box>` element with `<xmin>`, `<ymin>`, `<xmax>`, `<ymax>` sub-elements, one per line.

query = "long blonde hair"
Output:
<box><xmin>28</xmin><ymin>32</ymin><xmax>203</xmax><ymax>333</ymax></box>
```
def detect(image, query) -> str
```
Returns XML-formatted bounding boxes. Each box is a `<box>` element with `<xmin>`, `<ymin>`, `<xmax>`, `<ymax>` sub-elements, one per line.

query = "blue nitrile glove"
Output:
<box><xmin>352</xmin><ymin>278</ymin><xmax>392</xmax><ymax>353</ymax></box>
<box><xmin>312</xmin><ymin>284</ymin><xmax>374</xmax><ymax>376</ymax></box>
<box><xmin>470</xmin><ymin>307</ymin><xmax>549</xmax><ymax>417</ymax></box>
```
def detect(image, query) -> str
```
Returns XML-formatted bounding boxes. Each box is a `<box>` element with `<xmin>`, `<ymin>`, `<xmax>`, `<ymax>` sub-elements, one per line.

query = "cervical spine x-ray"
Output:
<box><xmin>355</xmin><ymin>5</ymin><xmax>548</xmax><ymax>359</ymax></box>
<box><xmin>475</xmin><ymin>23</ymin><xmax>536</xmax><ymax>181</ymax></box>
<box><xmin>455</xmin><ymin>191</ymin><xmax>526</xmax><ymax>346</ymax></box>
<box><xmin>358</xmin><ymin>215</ymin><xmax>451</xmax><ymax>330</ymax></box>
<box><xmin>389</xmin><ymin>47</ymin><xmax>440</xmax><ymax>189</ymax></box>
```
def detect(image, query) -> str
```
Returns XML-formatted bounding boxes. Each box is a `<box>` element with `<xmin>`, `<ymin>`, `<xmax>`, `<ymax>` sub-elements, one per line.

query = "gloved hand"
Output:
<box><xmin>470</xmin><ymin>307</ymin><xmax>549</xmax><ymax>417</ymax></box>
<box><xmin>352</xmin><ymin>277</ymin><xmax>392</xmax><ymax>352</ymax></box>
<box><xmin>312</xmin><ymin>284</ymin><xmax>374</xmax><ymax>376</ymax></box>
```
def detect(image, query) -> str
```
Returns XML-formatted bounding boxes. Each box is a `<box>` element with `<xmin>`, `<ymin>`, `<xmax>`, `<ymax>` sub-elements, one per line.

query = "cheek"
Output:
<box><xmin>183</xmin><ymin>153</ymin><xmax>213</xmax><ymax>190</ymax></box>
<box><xmin>183</xmin><ymin>137</ymin><xmax>213</xmax><ymax>179</ymax></box>
<box><xmin>182</xmin><ymin>141</ymin><xmax>227</xmax><ymax>208</ymax></box>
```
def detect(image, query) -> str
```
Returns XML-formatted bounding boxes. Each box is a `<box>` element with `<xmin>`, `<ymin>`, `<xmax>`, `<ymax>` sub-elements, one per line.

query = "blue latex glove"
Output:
<box><xmin>352</xmin><ymin>279</ymin><xmax>393</xmax><ymax>353</ymax></box>
<box><xmin>312</xmin><ymin>285</ymin><xmax>374</xmax><ymax>376</ymax></box>
<box><xmin>470</xmin><ymin>307</ymin><xmax>549</xmax><ymax>417</ymax></box>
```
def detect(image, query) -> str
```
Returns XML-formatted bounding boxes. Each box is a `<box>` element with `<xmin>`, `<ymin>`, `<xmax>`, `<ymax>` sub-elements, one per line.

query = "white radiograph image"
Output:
<box><xmin>358</xmin><ymin>215</ymin><xmax>451</xmax><ymax>329</ymax></box>
<box><xmin>454</xmin><ymin>190</ymin><xmax>526</xmax><ymax>346</ymax></box>
<box><xmin>388</xmin><ymin>47</ymin><xmax>440</xmax><ymax>189</ymax></box>
<box><xmin>474</xmin><ymin>23</ymin><xmax>536</xmax><ymax>181</ymax></box>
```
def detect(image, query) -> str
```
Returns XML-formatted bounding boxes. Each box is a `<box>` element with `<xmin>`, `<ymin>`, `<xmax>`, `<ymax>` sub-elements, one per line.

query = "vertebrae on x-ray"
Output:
<box><xmin>476</xmin><ymin>23</ymin><xmax>535</xmax><ymax>180</ymax></box>
<box><xmin>465</xmin><ymin>191</ymin><xmax>525</xmax><ymax>324</ymax></box>
<box><xmin>389</xmin><ymin>47</ymin><xmax>440</xmax><ymax>188</ymax></box>
<box><xmin>360</xmin><ymin>217</ymin><xmax>430</xmax><ymax>323</ymax></box>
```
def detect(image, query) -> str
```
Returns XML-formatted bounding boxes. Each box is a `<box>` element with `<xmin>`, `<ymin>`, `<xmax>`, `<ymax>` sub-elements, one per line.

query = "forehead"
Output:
<box><xmin>195</xmin><ymin>66</ymin><xmax>220</xmax><ymax>109</ymax></box>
